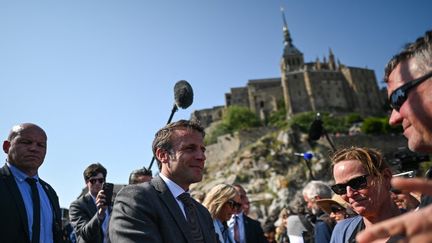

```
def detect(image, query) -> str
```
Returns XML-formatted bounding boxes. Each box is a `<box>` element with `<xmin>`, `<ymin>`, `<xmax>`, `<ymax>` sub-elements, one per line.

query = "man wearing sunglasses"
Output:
<box><xmin>228</xmin><ymin>184</ymin><xmax>267</xmax><ymax>243</ymax></box>
<box><xmin>329</xmin><ymin>147</ymin><xmax>402</xmax><ymax>243</ymax></box>
<box><xmin>356</xmin><ymin>30</ymin><xmax>432</xmax><ymax>243</ymax></box>
<box><xmin>69</xmin><ymin>163</ymin><xmax>111</xmax><ymax>243</ymax></box>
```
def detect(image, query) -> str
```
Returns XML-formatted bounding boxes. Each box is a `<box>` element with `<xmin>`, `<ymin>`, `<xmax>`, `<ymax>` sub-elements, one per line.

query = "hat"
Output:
<box><xmin>316</xmin><ymin>194</ymin><xmax>349</xmax><ymax>215</ymax></box>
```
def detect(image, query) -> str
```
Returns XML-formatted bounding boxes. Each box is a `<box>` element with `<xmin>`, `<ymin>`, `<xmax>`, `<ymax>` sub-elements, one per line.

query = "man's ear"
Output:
<box><xmin>155</xmin><ymin>148</ymin><xmax>169</xmax><ymax>164</ymax></box>
<box><xmin>2</xmin><ymin>141</ymin><xmax>10</xmax><ymax>154</ymax></box>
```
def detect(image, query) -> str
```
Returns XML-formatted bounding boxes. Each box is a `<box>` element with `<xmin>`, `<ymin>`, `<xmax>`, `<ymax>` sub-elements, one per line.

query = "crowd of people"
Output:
<box><xmin>1</xmin><ymin>29</ymin><xmax>431</xmax><ymax>243</ymax></box>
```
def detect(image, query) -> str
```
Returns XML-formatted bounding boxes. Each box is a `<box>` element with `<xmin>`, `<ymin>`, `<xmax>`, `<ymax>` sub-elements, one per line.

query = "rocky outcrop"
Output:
<box><xmin>192</xmin><ymin>127</ymin><xmax>408</xmax><ymax>223</ymax></box>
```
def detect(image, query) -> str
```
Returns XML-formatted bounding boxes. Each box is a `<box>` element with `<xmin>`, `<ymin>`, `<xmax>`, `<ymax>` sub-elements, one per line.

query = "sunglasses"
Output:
<box><xmin>226</xmin><ymin>199</ymin><xmax>242</xmax><ymax>210</ymax></box>
<box><xmin>88</xmin><ymin>178</ymin><xmax>105</xmax><ymax>184</ymax></box>
<box><xmin>331</xmin><ymin>174</ymin><xmax>369</xmax><ymax>195</ymax></box>
<box><xmin>330</xmin><ymin>205</ymin><xmax>345</xmax><ymax>213</ymax></box>
<box><xmin>389</xmin><ymin>70</ymin><xmax>432</xmax><ymax>112</ymax></box>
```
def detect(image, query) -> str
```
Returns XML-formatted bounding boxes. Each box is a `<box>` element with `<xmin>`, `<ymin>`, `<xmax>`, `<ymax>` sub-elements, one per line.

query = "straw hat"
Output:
<box><xmin>316</xmin><ymin>194</ymin><xmax>349</xmax><ymax>215</ymax></box>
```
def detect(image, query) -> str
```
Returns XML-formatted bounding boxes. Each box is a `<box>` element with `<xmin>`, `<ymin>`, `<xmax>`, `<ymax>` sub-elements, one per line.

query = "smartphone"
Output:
<box><xmin>102</xmin><ymin>182</ymin><xmax>114</xmax><ymax>206</ymax></box>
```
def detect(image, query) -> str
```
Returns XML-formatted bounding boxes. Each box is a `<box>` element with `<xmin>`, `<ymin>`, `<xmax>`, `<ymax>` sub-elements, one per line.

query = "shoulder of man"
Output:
<box><xmin>243</xmin><ymin>215</ymin><xmax>261</xmax><ymax>227</ymax></box>
<box><xmin>0</xmin><ymin>164</ymin><xmax>10</xmax><ymax>176</ymax></box>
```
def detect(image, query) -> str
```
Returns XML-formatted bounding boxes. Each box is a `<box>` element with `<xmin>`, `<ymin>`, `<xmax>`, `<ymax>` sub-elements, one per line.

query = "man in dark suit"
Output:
<box><xmin>228</xmin><ymin>184</ymin><xmax>268</xmax><ymax>243</ymax></box>
<box><xmin>69</xmin><ymin>163</ymin><xmax>111</xmax><ymax>243</ymax></box>
<box><xmin>0</xmin><ymin>123</ymin><xmax>63</xmax><ymax>243</ymax></box>
<box><xmin>109</xmin><ymin>120</ymin><xmax>218</xmax><ymax>243</ymax></box>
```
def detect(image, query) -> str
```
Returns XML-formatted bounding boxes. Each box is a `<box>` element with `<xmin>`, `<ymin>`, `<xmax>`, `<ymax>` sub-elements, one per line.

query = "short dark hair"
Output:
<box><xmin>152</xmin><ymin>119</ymin><xmax>205</xmax><ymax>170</ymax></box>
<box><xmin>385</xmin><ymin>30</ymin><xmax>432</xmax><ymax>83</ymax></box>
<box><xmin>83</xmin><ymin>163</ymin><xmax>107</xmax><ymax>181</ymax></box>
<box><xmin>128</xmin><ymin>168</ymin><xmax>152</xmax><ymax>184</ymax></box>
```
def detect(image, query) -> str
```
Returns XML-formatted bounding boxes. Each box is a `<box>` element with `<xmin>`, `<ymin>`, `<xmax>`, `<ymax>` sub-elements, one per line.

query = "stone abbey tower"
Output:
<box><xmin>192</xmin><ymin>8</ymin><xmax>384</xmax><ymax>127</ymax></box>
<box><xmin>279</xmin><ymin>9</ymin><xmax>383</xmax><ymax>117</ymax></box>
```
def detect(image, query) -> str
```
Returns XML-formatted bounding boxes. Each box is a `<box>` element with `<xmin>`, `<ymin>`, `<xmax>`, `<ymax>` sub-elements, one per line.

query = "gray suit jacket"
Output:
<box><xmin>69</xmin><ymin>193</ymin><xmax>107</xmax><ymax>243</ymax></box>
<box><xmin>109</xmin><ymin>175</ymin><xmax>218</xmax><ymax>243</ymax></box>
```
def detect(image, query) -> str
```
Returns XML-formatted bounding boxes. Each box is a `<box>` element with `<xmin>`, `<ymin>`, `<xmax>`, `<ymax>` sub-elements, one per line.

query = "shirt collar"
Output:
<box><xmin>7</xmin><ymin>161</ymin><xmax>39</xmax><ymax>182</ymax></box>
<box><xmin>159</xmin><ymin>173</ymin><xmax>187</xmax><ymax>198</ymax></box>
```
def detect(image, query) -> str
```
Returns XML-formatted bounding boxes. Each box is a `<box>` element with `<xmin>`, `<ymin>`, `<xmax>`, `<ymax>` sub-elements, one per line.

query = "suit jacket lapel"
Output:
<box><xmin>0</xmin><ymin>164</ymin><xmax>30</xmax><ymax>238</ymax></box>
<box><xmin>39</xmin><ymin>178</ymin><xmax>63</xmax><ymax>242</ymax></box>
<box><xmin>152</xmin><ymin>176</ymin><xmax>195</xmax><ymax>243</ymax></box>
<box><xmin>84</xmin><ymin>193</ymin><xmax>98</xmax><ymax>215</ymax></box>
<box><xmin>243</xmin><ymin>215</ymin><xmax>252</xmax><ymax>242</ymax></box>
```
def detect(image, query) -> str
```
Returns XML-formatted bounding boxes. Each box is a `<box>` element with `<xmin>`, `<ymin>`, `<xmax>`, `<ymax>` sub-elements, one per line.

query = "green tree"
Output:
<box><xmin>361</xmin><ymin>117</ymin><xmax>385</xmax><ymax>134</ymax></box>
<box><xmin>222</xmin><ymin>105</ymin><xmax>261</xmax><ymax>131</ymax></box>
<box><xmin>205</xmin><ymin>106</ymin><xmax>261</xmax><ymax>145</ymax></box>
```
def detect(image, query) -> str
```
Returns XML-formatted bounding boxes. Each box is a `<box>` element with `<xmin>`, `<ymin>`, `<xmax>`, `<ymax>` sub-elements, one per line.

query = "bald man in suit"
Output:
<box><xmin>0</xmin><ymin>123</ymin><xmax>63</xmax><ymax>243</ymax></box>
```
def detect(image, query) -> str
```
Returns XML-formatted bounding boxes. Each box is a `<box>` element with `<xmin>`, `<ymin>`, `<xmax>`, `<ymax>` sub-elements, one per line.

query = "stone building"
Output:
<box><xmin>280</xmin><ymin>9</ymin><xmax>383</xmax><ymax>117</ymax></box>
<box><xmin>192</xmin><ymin>9</ymin><xmax>384</xmax><ymax>127</ymax></box>
<box><xmin>191</xmin><ymin>106</ymin><xmax>224</xmax><ymax>128</ymax></box>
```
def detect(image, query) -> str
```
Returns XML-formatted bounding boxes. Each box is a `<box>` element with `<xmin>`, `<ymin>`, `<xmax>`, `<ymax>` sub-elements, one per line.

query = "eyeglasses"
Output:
<box><xmin>330</xmin><ymin>205</ymin><xmax>345</xmax><ymax>213</ymax></box>
<box><xmin>331</xmin><ymin>174</ymin><xmax>369</xmax><ymax>195</ymax></box>
<box><xmin>389</xmin><ymin>70</ymin><xmax>432</xmax><ymax>112</ymax></box>
<box><xmin>226</xmin><ymin>199</ymin><xmax>242</xmax><ymax>210</ymax></box>
<box><xmin>88</xmin><ymin>178</ymin><xmax>105</xmax><ymax>184</ymax></box>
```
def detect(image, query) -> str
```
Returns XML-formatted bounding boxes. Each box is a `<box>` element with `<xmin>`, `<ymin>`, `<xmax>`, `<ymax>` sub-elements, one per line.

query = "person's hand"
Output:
<box><xmin>356</xmin><ymin>177</ymin><xmax>432</xmax><ymax>243</ymax></box>
<box><xmin>96</xmin><ymin>190</ymin><xmax>107</xmax><ymax>221</ymax></box>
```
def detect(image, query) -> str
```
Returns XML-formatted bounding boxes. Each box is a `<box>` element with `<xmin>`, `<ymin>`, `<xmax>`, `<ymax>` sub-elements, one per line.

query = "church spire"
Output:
<box><xmin>281</xmin><ymin>7</ymin><xmax>293</xmax><ymax>48</ymax></box>
<box><xmin>280</xmin><ymin>7</ymin><xmax>304</xmax><ymax>72</ymax></box>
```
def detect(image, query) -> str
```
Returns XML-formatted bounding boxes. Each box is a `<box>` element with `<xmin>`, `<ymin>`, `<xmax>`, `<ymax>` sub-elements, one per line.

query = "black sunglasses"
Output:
<box><xmin>331</xmin><ymin>174</ymin><xmax>369</xmax><ymax>195</ymax></box>
<box><xmin>389</xmin><ymin>70</ymin><xmax>432</xmax><ymax>112</ymax></box>
<box><xmin>88</xmin><ymin>178</ymin><xmax>105</xmax><ymax>184</ymax></box>
<box><xmin>226</xmin><ymin>199</ymin><xmax>242</xmax><ymax>210</ymax></box>
<box><xmin>330</xmin><ymin>205</ymin><xmax>345</xmax><ymax>213</ymax></box>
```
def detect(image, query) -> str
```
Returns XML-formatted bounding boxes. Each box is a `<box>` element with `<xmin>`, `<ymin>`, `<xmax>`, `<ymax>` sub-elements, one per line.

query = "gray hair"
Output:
<box><xmin>302</xmin><ymin>180</ymin><xmax>332</xmax><ymax>199</ymax></box>
<box><xmin>385</xmin><ymin>30</ymin><xmax>432</xmax><ymax>82</ymax></box>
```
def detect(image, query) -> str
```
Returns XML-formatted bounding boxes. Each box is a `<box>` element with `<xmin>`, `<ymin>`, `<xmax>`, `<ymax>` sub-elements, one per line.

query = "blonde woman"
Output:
<box><xmin>275</xmin><ymin>208</ymin><xmax>290</xmax><ymax>243</ymax></box>
<box><xmin>203</xmin><ymin>184</ymin><xmax>241</xmax><ymax>243</ymax></box>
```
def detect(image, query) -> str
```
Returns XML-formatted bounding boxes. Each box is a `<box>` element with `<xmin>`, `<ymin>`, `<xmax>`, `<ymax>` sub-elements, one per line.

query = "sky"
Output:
<box><xmin>1</xmin><ymin>0</ymin><xmax>431</xmax><ymax>208</ymax></box>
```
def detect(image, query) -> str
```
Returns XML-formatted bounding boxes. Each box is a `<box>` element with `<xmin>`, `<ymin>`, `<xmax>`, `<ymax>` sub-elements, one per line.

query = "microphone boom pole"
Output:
<box><xmin>147</xmin><ymin>80</ymin><xmax>194</xmax><ymax>171</ymax></box>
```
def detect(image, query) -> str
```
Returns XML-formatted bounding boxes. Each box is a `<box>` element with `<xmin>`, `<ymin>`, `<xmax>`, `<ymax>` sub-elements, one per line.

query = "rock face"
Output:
<box><xmin>191</xmin><ymin>127</ymin><xmax>408</xmax><ymax>223</ymax></box>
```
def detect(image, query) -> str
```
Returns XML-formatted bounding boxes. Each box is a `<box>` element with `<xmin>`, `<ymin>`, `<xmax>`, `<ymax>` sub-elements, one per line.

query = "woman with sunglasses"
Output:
<box><xmin>329</xmin><ymin>147</ymin><xmax>403</xmax><ymax>243</ymax></box>
<box><xmin>202</xmin><ymin>183</ymin><xmax>241</xmax><ymax>243</ymax></box>
<box><xmin>316</xmin><ymin>195</ymin><xmax>356</xmax><ymax>223</ymax></box>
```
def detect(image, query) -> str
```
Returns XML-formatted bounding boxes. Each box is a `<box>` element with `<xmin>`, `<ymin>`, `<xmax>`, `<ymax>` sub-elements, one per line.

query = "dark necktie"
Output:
<box><xmin>233</xmin><ymin>216</ymin><xmax>240</xmax><ymax>243</ymax></box>
<box><xmin>26</xmin><ymin>178</ymin><xmax>40</xmax><ymax>243</ymax></box>
<box><xmin>177</xmin><ymin>193</ymin><xmax>204</xmax><ymax>243</ymax></box>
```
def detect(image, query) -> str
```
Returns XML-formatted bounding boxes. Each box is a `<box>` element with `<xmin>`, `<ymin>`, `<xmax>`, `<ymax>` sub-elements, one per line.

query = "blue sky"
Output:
<box><xmin>1</xmin><ymin>0</ymin><xmax>431</xmax><ymax>208</ymax></box>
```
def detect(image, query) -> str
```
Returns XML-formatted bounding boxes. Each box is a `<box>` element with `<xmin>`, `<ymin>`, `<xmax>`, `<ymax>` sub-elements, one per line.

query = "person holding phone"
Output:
<box><xmin>69</xmin><ymin>163</ymin><xmax>111</xmax><ymax>243</ymax></box>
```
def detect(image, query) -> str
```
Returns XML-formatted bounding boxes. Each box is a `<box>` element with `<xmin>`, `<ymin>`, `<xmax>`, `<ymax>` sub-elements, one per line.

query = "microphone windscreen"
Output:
<box><xmin>174</xmin><ymin>80</ymin><xmax>194</xmax><ymax>109</ymax></box>
<box><xmin>308</xmin><ymin>119</ymin><xmax>323</xmax><ymax>141</ymax></box>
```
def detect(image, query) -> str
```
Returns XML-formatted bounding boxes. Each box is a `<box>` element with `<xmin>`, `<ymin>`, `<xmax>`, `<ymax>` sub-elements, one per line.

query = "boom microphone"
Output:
<box><xmin>308</xmin><ymin>113</ymin><xmax>323</xmax><ymax>141</ymax></box>
<box><xmin>147</xmin><ymin>80</ymin><xmax>194</xmax><ymax>171</ymax></box>
<box><xmin>174</xmin><ymin>80</ymin><xmax>194</xmax><ymax>109</ymax></box>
